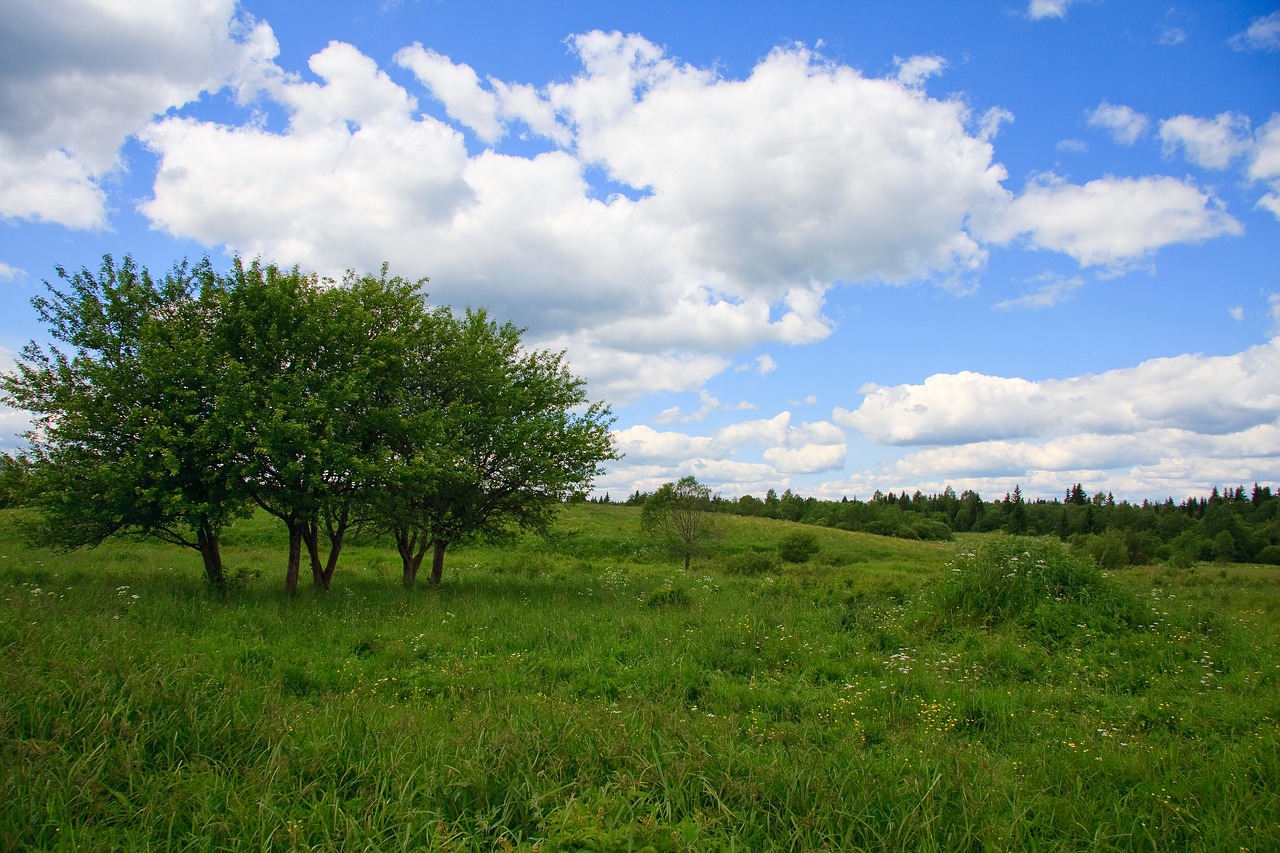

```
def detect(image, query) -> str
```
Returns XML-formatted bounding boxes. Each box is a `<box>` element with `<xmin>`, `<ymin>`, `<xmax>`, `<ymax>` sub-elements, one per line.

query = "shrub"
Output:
<box><xmin>1256</xmin><ymin>544</ymin><xmax>1280</xmax><ymax>566</ymax></box>
<box><xmin>912</xmin><ymin>520</ymin><xmax>955</xmax><ymax>542</ymax></box>
<box><xmin>930</xmin><ymin>535</ymin><xmax>1143</xmax><ymax>633</ymax></box>
<box><xmin>777</xmin><ymin>530</ymin><xmax>820</xmax><ymax>563</ymax></box>
<box><xmin>646</xmin><ymin>584</ymin><xmax>691</xmax><ymax>609</ymax></box>
<box><xmin>725</xmin><ymin>550</ymin><xmax>781</xmax><ymax>575</ymax></box>
<box><xmin>1082</xmin><ymin>529</ymin><xmax>1130</xmax><ymax>569</ymax></box>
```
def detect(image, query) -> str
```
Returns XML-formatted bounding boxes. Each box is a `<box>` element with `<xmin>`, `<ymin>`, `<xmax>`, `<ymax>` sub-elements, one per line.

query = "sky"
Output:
<box><xmin>1</xmin><ymin>0</ymin><xmax>1278</xmax><ymax>505</ymax></box>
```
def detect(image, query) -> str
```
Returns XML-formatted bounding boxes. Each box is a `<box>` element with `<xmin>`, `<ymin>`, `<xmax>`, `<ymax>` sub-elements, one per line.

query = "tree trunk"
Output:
<box><xmin>303</xmin><ymin>519</ymin><xmax>343</xmax><ymax>591</ymax></box>
<box><xmin>683</xmin><ymin>550</ymin><xmax>691</xmax><ymax>571</ymax></box>
<box><xmin>285</xmin><ymin>523</ymin><xmax>304</xmax><ymax>595</ymax></box>
<box><xmin>429</xmin><ymin>539</ymin><xmax>448</xmax><ymax>588</ymax></box>
<box><xmin>196</xmin><ymin>523</ymin><xmax>226</xmax><ymax>594</ymax></box>
<box><xmin>396</xmin><ymin>527</ymin><xmax>428</xmax><ymax>587</ymax></box>
<box><xmin>305</xmin><ymin>503</ymin><xmax>349</xmax><ymax>590</ymax></box>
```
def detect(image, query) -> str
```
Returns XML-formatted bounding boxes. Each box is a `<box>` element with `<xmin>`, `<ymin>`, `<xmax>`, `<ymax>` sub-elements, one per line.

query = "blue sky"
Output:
<box><xmin>2</xmin><ymin>0</ymin><xmax>1278</xmax><ymax>503</ymax></box>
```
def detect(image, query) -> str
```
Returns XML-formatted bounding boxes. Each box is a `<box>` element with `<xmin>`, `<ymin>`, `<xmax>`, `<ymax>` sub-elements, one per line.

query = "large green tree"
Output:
<box><xmin>385</xmin><ymin>309</ymin><xmax>617</xmax><ymax>587</ymax></box>
<box><xmin>0</xmin><ymin>255</ymin><xmax>246</xmax><ymax>591</ymax></box>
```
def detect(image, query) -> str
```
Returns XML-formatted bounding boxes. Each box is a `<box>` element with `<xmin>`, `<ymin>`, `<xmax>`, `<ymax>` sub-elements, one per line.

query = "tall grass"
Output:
<box><xmin>1</xmin><ymin>507</ymin><xmax>1277</xmax><ymax>850</ymax></box>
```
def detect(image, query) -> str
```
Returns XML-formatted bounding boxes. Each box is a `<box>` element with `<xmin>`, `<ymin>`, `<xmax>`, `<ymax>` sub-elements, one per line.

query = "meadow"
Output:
<box><xmin>2</xmin><ymin>504</ymin><xmax>1277</xmax><ymax>851</ymax></box>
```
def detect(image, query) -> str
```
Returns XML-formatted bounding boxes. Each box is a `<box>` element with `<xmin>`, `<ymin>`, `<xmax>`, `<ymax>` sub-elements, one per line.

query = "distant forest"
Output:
<box><xmin>606</xmin><ymin>483</ymin><xmax>1280</xmax><ymax>568</ymax></box>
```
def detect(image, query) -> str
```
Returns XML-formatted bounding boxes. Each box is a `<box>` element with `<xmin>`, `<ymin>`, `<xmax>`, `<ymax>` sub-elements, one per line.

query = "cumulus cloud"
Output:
<box><xmin>3</xmin><ymin>20</ymin><xmax>1235</xmax><ymax>409</ymax></box>
<box><xmin>813</xmin><ymin>338</ymin><xmax>1280</xmax><ymax>501</ymax></box>
<box><xmin>1230</xmin><ymin>11</ymin><xmax>1280</xmax><ymax>52</ymax></box>
<box><xmin>836</xmin><ymin>339</ymin><xmax>1280</xmax><ymax>445</ymax></box>
<box><xmin>982</xmin><ymin>174</ymin><xmax>1241</xmax><ymax>270</ymax></box>
<box><xmin>1087</xmin><ymin>101</ymin><xmax>1149</xmax><ymax>145</ymax></box>
<box><xmin>139</xmin><ymin>32</ymin><xmax>1021</xmax><ymax>397</ymax></box>
<box><xmin>607</xmin><ymin>410</ymin><xmax>848</xmax><ymax>492</ymax></box>
<box><xmin>0</xmin><ymin>0</ymin><xmax>273</xmax><ymax>228</ymax></box>
<box><xmin>395</xmin><ymin>45</ymin><xmax>503</xmax><ymax>142</ymax></box>
<box><xmin>1160</xmin><ymin>112</ymin><xmax>1252</xmax><ymax>169</ymax></box>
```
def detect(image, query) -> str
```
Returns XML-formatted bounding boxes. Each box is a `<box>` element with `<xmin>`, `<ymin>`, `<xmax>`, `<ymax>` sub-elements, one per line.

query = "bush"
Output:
<box><xmin>1082</xmin><ymin>529</ymin><xmax>1130</xmax><ymax>569</ymax></box>
<box><xmin>646</xmin><ymin>584</ymin><xmax>691</xmax><ymax>609</ymax></box>
<box><xmin>725</xmin><ymin>550</ymin><xmax>781</xmax><ymax>575</ymax></box>
<box><xmin>912</xmin><ymin>520</ymin><xmax>955</xmax><ymax>542</ymax></box>
<box><xmin>777</xmin><ymin>530</ymin><xmax>820</xmax><ymax>563</ymax></box>
<box><xmin>930</xmin><ymin>535</ymin><xmax>1143</xmax><ymax>633</ymax></box>
<box><xmin>1256</xmin><ymin>544</ymin><xmax>1280</xmax><ymax>566</ymax></box>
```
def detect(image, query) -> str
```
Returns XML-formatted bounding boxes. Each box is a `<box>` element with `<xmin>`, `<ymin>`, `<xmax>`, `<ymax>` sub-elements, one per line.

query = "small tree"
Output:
<box><xmin>641</xmin><ymin>476</ymin><xmax>717</xmax><ymax>570</ymax></box>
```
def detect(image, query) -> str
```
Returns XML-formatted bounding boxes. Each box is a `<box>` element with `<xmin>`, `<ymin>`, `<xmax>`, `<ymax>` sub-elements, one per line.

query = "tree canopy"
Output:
<box><xmin>1</xmin><ymin>254</ymin><xmax>617</xmax><ymax>593</ymax></box>
<box><xmin>641</xmin><ymin>476</ymin><xmax>718</xmax><ymax>570</ymax></box>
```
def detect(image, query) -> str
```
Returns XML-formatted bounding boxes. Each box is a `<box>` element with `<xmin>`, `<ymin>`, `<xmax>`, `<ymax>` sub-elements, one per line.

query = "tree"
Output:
<box><xmin>216</xmin><ymin>259</ymin><xmax>432</xmax><ymax>593</ymax></box>
<box><xmin>1</xmin><ymin>255</ymin><xmax>246</xmax><ymax>591</ymax></box>
<box><xmin>641</xmin><ymin>476</ymin><xmax>717</xmax><ymax>570</ymax></box>
<box><xmin>385</xmin><ymin>308</ymin><xmax>617</xmax><ymax>587</ymax></box>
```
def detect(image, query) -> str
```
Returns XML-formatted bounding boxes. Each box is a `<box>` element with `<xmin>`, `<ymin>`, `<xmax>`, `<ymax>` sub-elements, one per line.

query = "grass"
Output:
<box><xmin>1</xmin><ymin>505</ymin><xmax>1278</xmax><ymax>851</ymax></box>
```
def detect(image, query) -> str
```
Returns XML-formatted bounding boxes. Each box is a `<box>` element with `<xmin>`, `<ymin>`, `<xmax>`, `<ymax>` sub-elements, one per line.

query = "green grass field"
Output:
<box><xmin>2</xmin><ymin>504</ymin><xmax>1278</xmax><ymax>851</ymax></box>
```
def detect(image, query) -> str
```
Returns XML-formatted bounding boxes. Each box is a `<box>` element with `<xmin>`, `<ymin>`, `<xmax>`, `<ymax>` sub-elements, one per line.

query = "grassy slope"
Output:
<box><xmin>1</xmin><ymin>504</ymin><xmax>1277</xmax><ymax>851</ymax></box>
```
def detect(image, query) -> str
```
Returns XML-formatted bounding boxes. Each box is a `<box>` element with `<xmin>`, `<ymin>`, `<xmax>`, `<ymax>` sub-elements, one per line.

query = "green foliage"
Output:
<box><xmin>383</xmin><ymin>307</ymin><xmax>617</xmax><ymax>588</ymax></box>
<box><xmin>645</xmin><ymin>583</ymin><xmax>692</xmax><ymax>608</ymax></box>
<box><xmin>3</xmin><ymin>255</ymin><xmax>615</xmax><ymax>595</ymax></box>
<box><xmin>930</xmin><ymin>535</ymin><xmax>1143</xmax><ymax>633</ymax></box>
<box><xmin>641</xmin><ymin>476</ymin><xmax>717</xmax><ymax>570</ymax></box>
<box><xmin>777</xmin><ymin>529</ymin><xmax>820</xmax><ymax>563</ymax></box>
<box><xmin>724</xmin><ymin>549</ymin><xmax>780</xmax><ymax>575</ymax></box>
<box><xmin>0</xmin><ymin>255</ymin><xmax>246</xmax><ymax>590</ymax></box>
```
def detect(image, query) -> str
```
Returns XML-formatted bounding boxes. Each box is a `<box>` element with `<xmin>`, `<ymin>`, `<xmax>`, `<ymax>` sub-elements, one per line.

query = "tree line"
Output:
<box><xmin>613</xmin><ymin>481</ymin><xmax>1280</xmax><ymax>567</ymax></box>
<box><xmin>0</xmin><ymin>255</ymin><xmax>616</xmax><ymax>593</ymax></box>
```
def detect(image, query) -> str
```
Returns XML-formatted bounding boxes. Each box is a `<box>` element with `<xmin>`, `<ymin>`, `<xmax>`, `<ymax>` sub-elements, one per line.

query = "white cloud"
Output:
<box><xmin>836</xmin><ymin>338</ymin><xmax>1280</xmax><ymax>446</ymax></box>
<box><xmin>658</xmin><ymin>389</ymin><xmax>755</xmax><ymax>424</ymax></box>
<box><xmin>1028</xmin><ymin>0</ymin><xmax>1076</xmax><ymax>20</ymax></box>
<box><xmin>0</xmin><ymin>262</ymin><xmax>24</xmax><ymax>283</ymax></box>
<box><xmin>756</xmin><ymin>354</ymin><xmax>777</xmax><ymax>376</ymax></box>
<box><xmin>395</xmin><ymin>44</ymin><xmax>504</xmax><ymax>143</ymax></box>
<box><xmin>994</xmin><ymin>273</ymin><xmax>1084</xmax><ymax>310</ymax></box>
<box><xmin>607</xmin><ymin>410</ymin><xmax>848</xmax><ymax>487</ymax></box>
<box><xmin>983</xmin><ymin>174</ymin><xmax>1241</xmax><ymax>270</ymax></box>
<box><xmin>1160</xmin><ymin>113</ymin><xmax>1251</xmax><ymax>169</ymax></box>
<box><xmin>1086</xmin><ymin>101</ymin><xmax>1149</xmax><ymax>145</ymax></box>
<box><xmin>139</xmin><ymin>33</ymin><xmax>1017</xmax><ymax>398</ymax></box>
<box><xmin>815</xmin><ymin>338</ymin><xmax>1280</xmax><ymax>501</ymax></box>
<box><xmin>1230</xmin><ymin>11</ymin><xmax>1280</xmax><ymax>52</ymax></box>
<box><xmin>1249</xmin><ymin>115</ymin><xmax>1280</xmax><ymax>219</ymax></box>
<box><xmin>978</xmin><ymin>107</ymin><xmax>1014</xmax><ymax>142</ymax></box>
<box><xmin>0</xmin><ymin>0</ymin><xmax>274</xmax><ymax>228</ymax></box>
<box><xmin>893</xmin><ymin>54</ymin><xmax>947</xmax><ymax>87</ymax></box>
